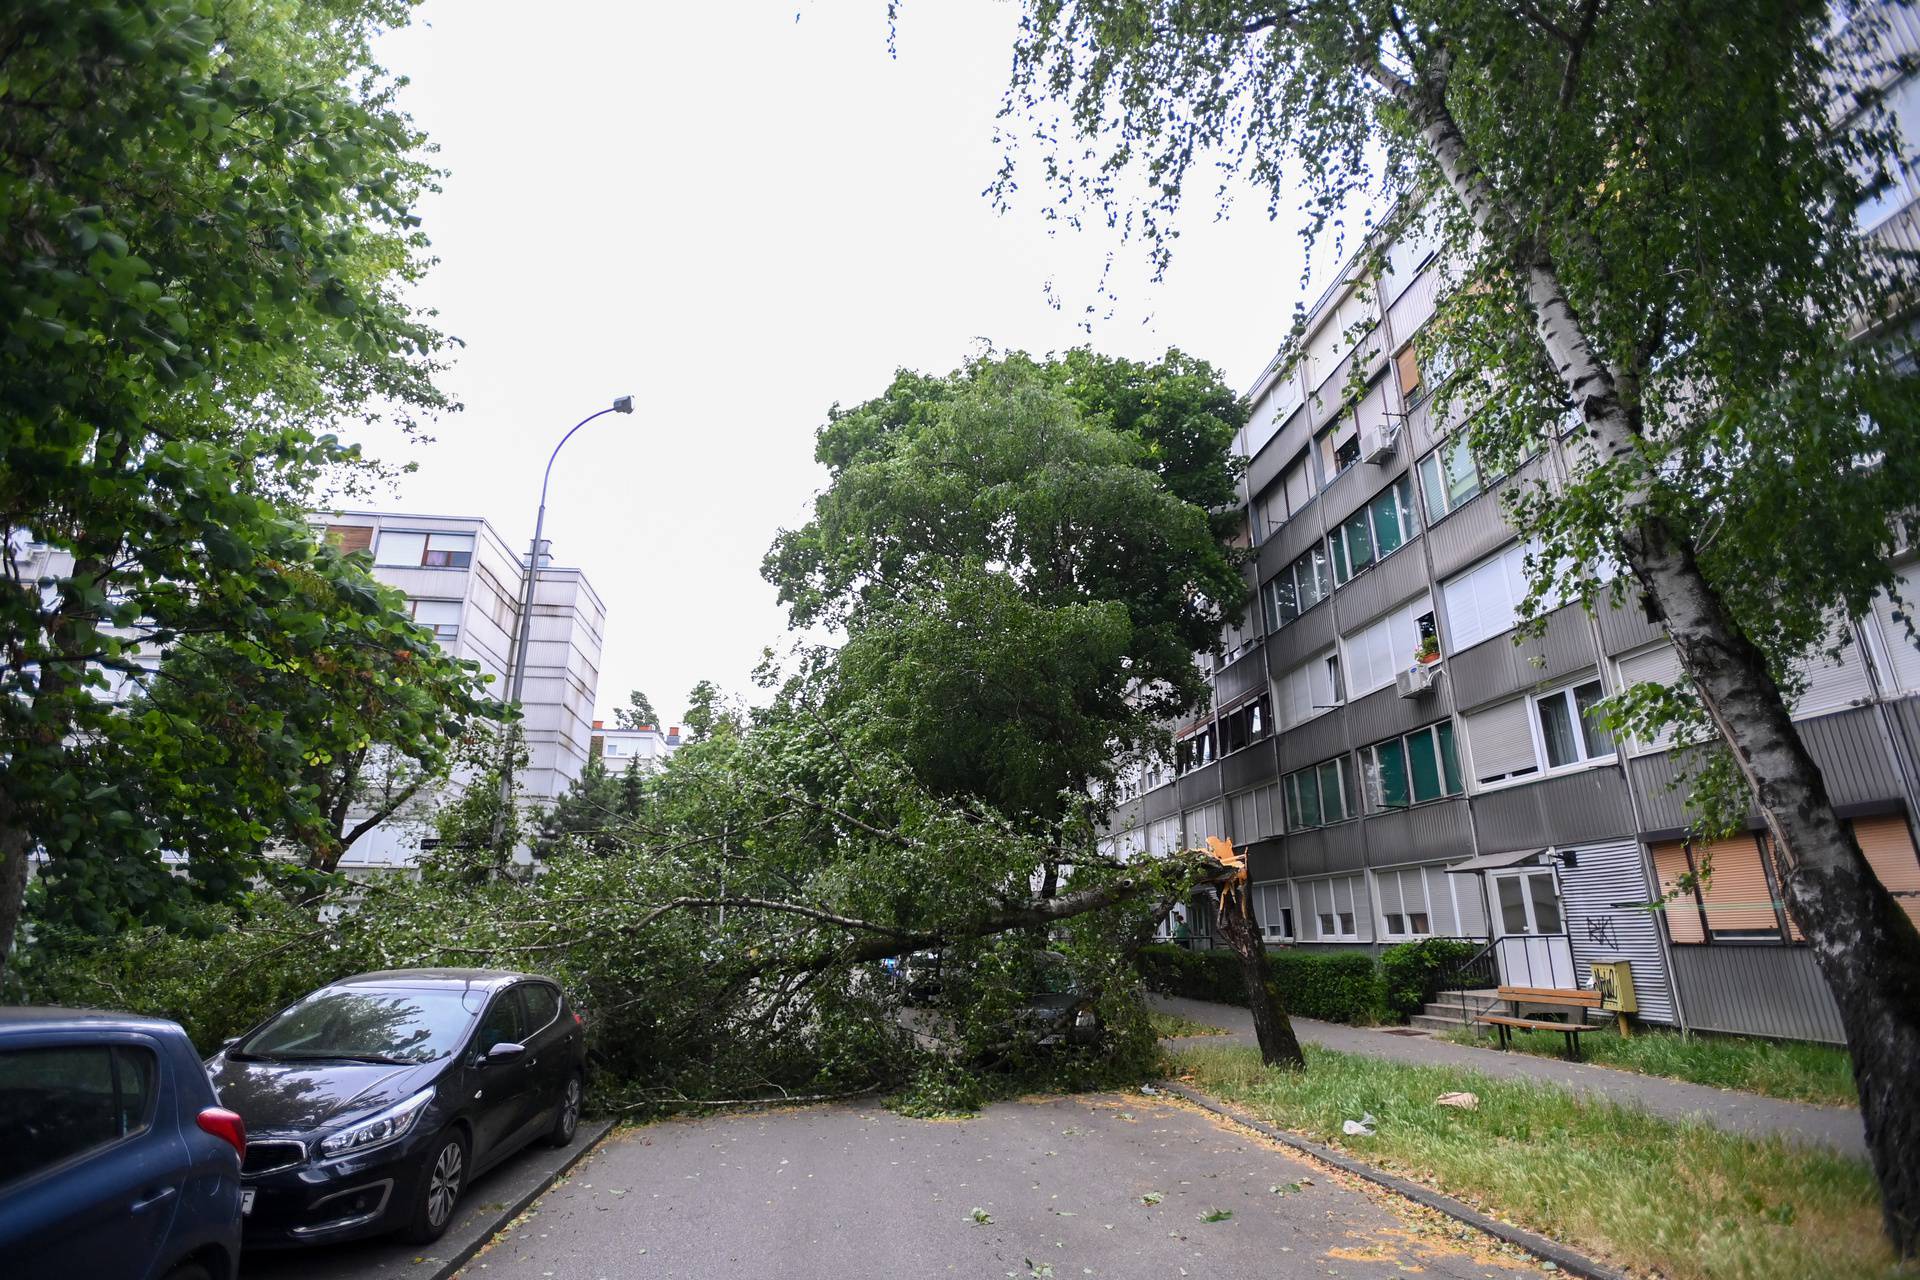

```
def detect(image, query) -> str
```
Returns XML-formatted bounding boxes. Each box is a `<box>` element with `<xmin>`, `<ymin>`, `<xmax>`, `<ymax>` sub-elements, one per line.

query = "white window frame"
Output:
<box><xmin>1416</xmin><ymin>435</ymin><xmax>1486</xmax><ymax>523</ymax></box>
<box><xmin>1327</xmin><ymin>476</ymin><xmax>1417</xmax><ymax>588</ymax></box>
<box><xmin>1340</xmin><ymin>595</ymin><xmax>1436</xmax><ymax>700</ymax></box>
<box><xmin>1358</xmin><ymin>720</ymin><xmax>1463</xmax><ymax>811</ymax></box>
<box><xmin>407</xmin><ymin>598</ymin><xmax>463</xmax><ymax>641</ymax></box>
<box><xmin>1303</xmin><ymin>874</ymin><xmax>1364</xmax><ymax>941</ymax></box>
<box><xmin>1533</xmin><ymin>677</ymin><xmax>1617</xmax><ymax>771</ymax></box>
<box><xmin>1373</xmin><ymin>867</ymin><xmax>1435</xmax><ymax>940</ymax></box>
<box><xmin>1252</xmin><ymin>881</ymin><xmax>1295</xmax><ymax>941</ymax></box>
<box><xmin>1275</xmin><ymin>648</ymin><xmax>1342</xmax><ymax>730</ymax></box>
<box><xmin>1468</xmin><ymin>674</ymin><xmax>1617</xmax><ymax>792</ymax></box>
<box><xmin>1283</xmin><ymin>758</ymin><xmax>1349</xmax><ymax>831</ymax></box>
<box><xmin>1263</xmin><ymin>544</ymin><xmax>1332</xmax><ymax>631</ymax></box>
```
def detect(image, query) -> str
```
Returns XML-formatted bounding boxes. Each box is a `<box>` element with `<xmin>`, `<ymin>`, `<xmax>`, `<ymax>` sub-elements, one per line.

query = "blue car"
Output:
<box><xmin>0</xmin><ymin>1007</ymin><xmax>245</xmax><ymax>1280</ymax></box>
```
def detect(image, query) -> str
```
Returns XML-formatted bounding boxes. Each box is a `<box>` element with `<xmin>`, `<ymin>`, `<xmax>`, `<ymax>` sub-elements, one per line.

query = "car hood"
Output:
<box><xmin>207</xmin><ymin>1054</ymin><xmax>442</xmax><ymax>1136</ymax></box>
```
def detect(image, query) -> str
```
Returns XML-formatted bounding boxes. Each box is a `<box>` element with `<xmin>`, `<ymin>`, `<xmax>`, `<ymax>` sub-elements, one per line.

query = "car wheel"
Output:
<box><xmin>399</xmin><ymin>1128</ymin><xmax>469</xmax><ymax>1244</ymax></box>
<box><xmin>545</xmin><ymin>1072</ymin><xmax>584</xmax><ymax>1147</ymax></box>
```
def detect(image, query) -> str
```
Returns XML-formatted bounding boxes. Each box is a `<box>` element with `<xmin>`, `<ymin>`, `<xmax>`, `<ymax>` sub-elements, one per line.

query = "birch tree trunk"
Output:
<box><xmin>1394</xmin><ymin>61</ymin><xmax>1920</xmax><ymax>1253</ymax></box>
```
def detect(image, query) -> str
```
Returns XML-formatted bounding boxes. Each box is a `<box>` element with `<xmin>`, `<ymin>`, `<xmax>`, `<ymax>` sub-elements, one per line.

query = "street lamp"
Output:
<box><xmin>492</xmin><ymin>395</ymin><xmax>635</xmax><ymax>855</ymax></box>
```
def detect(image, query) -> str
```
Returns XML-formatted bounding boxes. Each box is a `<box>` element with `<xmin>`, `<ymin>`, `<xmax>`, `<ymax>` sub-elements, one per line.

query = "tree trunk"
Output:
<box><xmin>1212</xmin><ymin>887</ymin><xmax>1306</xmax><ymax>1069</ymax></box>
<box><xmin>0</xmin><ymin>812</ymin><xmax>31</xmax><ymax>986</ymax></box>
<box><xmin>1393</xmin><ymin>58</ymin><xmax>1920</xmax><ymax>1255</ymax></box>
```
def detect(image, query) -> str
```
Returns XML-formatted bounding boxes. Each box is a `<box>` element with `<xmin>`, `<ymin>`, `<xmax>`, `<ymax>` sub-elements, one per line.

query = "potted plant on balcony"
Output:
<box><xmin>1414</xmin><ymin>636</ymin><xmax>1441</xmax><ymax>666</ymax></box>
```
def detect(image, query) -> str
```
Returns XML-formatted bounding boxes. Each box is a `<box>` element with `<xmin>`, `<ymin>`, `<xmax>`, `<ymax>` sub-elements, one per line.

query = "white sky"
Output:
<box><xmin>360</xmin><ymin>1</ymin><xmax>1329</xmax><ymax>727</ymax></box>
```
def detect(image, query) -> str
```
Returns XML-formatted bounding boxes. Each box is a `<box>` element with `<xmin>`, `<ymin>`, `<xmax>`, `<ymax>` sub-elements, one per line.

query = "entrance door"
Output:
<box><xmin>1490</xmin><ymin>869</ymin><xmax>1577</xmax><ymax>988</ymax></box>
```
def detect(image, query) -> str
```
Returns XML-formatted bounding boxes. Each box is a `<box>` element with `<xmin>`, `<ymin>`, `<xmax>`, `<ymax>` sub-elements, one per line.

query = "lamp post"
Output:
<box><xmin>491</xmin><ymin>395</ymin><xmax>635</xmax><ymax>857</ymax></box>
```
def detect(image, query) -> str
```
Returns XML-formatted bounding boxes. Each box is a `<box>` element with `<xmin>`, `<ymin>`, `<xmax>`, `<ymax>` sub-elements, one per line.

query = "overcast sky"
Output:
<box><xmin>360</xmin><ymin>1</ymin><xmax>1329</xmax><ymax>727</ymax></box>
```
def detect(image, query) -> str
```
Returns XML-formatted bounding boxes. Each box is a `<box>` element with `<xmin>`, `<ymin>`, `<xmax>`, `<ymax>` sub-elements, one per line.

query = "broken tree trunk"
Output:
<box><xmin>1212</xmin><ymin>887</ymin><xmax>1306</xmax><ymax>1070</ymax></box>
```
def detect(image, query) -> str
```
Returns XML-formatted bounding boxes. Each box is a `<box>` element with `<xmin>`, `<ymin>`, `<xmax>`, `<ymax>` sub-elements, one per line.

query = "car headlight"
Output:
<box><xmin>318</xmin><ymin>1088</ymin><xmax>435</xmax><ymax>1161</ymax></box>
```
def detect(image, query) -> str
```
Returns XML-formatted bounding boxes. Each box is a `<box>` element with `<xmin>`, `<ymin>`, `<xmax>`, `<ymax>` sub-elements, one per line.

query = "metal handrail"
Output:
<box><xmin>1437</xmin><ymin>939</ymin><xmax>1501</xmax><ymax>1023</ymax></box>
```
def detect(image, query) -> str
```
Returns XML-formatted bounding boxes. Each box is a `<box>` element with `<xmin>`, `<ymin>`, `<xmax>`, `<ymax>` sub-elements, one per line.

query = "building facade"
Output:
<box><xmin>1101</xmin><ymin>6</ymin><xmax>1920</xmax><ymax>1042</ymax></box>
<box><xmin>590</xmin><ymin>722</ymin><xmax>683</xmax><ymax>771</ymax></box>
<box><xmin>313</xmin><ymin>511</ymin><xmax>607</xmax><ymax>869</ymax></box>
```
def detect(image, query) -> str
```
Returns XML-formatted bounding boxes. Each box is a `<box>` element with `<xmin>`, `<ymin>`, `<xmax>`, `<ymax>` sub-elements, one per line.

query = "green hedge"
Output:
<box><xmin>1378</xmin><ymin>937</ymin><xmax>1480</xmax><ymax>1020</ymax></box>
<box><xmin>1137</xmin><ymin>943</ymin><xmax>1386</xmax><ymax>1024</ymax></box>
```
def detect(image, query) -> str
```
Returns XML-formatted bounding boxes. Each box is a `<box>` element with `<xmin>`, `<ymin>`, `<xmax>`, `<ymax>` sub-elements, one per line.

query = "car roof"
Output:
<box><xmin>0</xmin><ymin>1006</ymin><xmax>186</xmax><ymax>1036</ymax></box>
<box><xmin>327</xmin><ymin>968</ymin><xmax>549</xmax><ymax>991</ymax></box>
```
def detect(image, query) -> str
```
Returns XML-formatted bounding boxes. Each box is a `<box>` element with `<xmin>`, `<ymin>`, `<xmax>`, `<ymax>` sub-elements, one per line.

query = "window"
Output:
<box><xmin>1175</xmin><ymin>725</ymin><xmax>1216</xmax><ymax>775</ymax></box>
<box><xmin>1321</xmin><ymin>416</ymin><xmax>1361</xmax><ymax>478</ymax></box>
<box><xmin>1854</xmin><ymin>71</ymin><xmax>1920</xmax><ymax>229</ymax></box>
<box><xmin>1275</xmin><ymin>649</ymin><xmax>1342</xmax><ymax>728</ymax></box>
<box><xmin>1217</xmin><ymin>694</ymin><xmax>1271</xmax><ymax>756</ymax></box>
<box><xmin>1301</xmin><ymin>875</ymin><xmax>1365</xmax><ymax>940</ymax></box>
<box><xmin>1614</xmin><ymin>643</ymin><xmax>1688</xmax><ymax>753</ymax></box>
<box><xmin>1263</xmin><ymin>545</ymin><xmax>1332</xmax><ymax>630</ymax></box>
<box><xmin>1442</xmin><ymin>540</ymin><xmax>1554</xmax><ymax>653</ymax></box>
<box><xmin>1255</xmin><ymin>449</ymin><xmax>1318</xmax><ymax>543</ymax></box>
<box><xmin>0</xmin><ymin>1045</ymin><xmax>154</xmax><ymax>1189</ymax></box>
<box><xmin>422</xmin><ymin>532</ymin><xmax>475</xmax><ymax>568</ymax></box>
<box><xmin>408</xmin><ymin>598</ymin><xmax>462</xmax><ymax>641</ymax></box>
<box><xmin>1359</xmin><ymin>721</ymin><xmax>1464</xmax><ymax>810</ymax></box>
<box><xmin>1463</xmin><ymin>677</ymin><xmax>1614</xmax><ymax>787</ymax></box>
<box><xmin>1375</xmin><ymin>868</ymin><xmax>1433</xmax><ymax>938</ymax></box>
<box><xmin>1328</xmin><ymin>476</ymin><xmax>1418</xmax><ymax>586</ymax></box>
<box><xmin>374</xmin><ymin>531</ymin><xmax>427</xmax><ymax>567</ymax></box>
<box><xmin>1284</xmin><ymin>758</ymin><xmax>1349</xmax><ymax>830</ymax></box>
<box><xmin>376</xmin><ymin>530</ymin><xmax>475</xmax><ymax>569</ymax></box>
<box><xmin>1416</xmin><ymin>436</ymin><xmax>1484</xmax><ymax>522</ymax></box>
<box><xmin>1462</xmin><ymin>698</ymin><xmax>1540</xmax><ymax>785</ymax></box>
<box><xmin>1863</xmin><ymin>560</ymin><xmax>1920</xmax><ymax>696</ymax></box>
<box><xmin>1535</xmin><ymin>679</ymin><xmax>1615</xmax><ymax>767</ymax></box>
<box><xmin>1494</xmin><ymin>870</ymin><xmax>1564</xmax><ymax>935</ymax></box>
<box><xmin>477</xmin><ymin>989</ymin><xmax>528</xmax><ymax>1049</ymax></box>
<box><xmin>1145</xmin><ymin>815</ymin><xmax>1181</xmax><ymax>855</ymax></box>
<box><xmin>521</xmin><ymin>983</ymin><xmax>561</xmax><ymax>1032</ymax></box>
<box><xmin>1340</xmin><ymin>596</ymin><xmax>1436</xmax><ymax>698</ymax></box>
<box><xmin>1394</xmin><ymin>345</ymin><xmax>1424</xmax><ymax>405</ymax></box>
<box><xmin>1252</xmin><ymin>882</ymin><xmax>1294</xmax><ymax>940</ymax></box>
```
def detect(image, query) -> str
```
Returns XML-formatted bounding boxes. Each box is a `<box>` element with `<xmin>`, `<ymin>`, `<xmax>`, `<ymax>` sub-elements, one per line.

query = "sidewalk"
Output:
<box><xmin>1151</xmin><ymin>993</ymin><xmax>1869</xmax><ymax>1162</ymax></box>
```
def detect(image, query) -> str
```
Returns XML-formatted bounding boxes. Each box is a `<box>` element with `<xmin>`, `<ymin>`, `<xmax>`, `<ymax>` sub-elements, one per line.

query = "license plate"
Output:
<box><xmin>241</xmin><ymin>1188</ymin><xmax>256</xmax><ymax>1216</ymax></box>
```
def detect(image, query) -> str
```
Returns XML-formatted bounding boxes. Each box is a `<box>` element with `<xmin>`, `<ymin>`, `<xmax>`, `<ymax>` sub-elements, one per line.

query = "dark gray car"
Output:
<box><xmin>206</xmin><ymin>968</ymin><xmax>585</xmax><ymax>1249</ymax></box>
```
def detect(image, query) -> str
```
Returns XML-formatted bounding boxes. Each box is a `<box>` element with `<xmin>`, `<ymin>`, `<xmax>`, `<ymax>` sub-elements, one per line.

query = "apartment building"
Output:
<box><xmin>314</xmin><ymin>511</ymin><xmax>607</xmax><ymax>868</ymax></box>
<box><xmin>9</xmin><ymin>508</ymin><xmax>606</xmax><ymax>872</ymax></box>
<box><xmin>590</xmin><ymin>721</ymin><xmax>683</xmax><ymax>770</ymax></box>
<box><xmin>1101</xmin><ymin>7</ymin><xmax>1920</xmax><ymax>1044</ymax></box>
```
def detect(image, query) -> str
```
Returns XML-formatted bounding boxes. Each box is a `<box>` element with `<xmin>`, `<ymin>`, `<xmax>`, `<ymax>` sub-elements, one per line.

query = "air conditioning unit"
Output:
<box><xmin>1361</xmin><ymin>424</ymin><xmax>1399</xmax><ymax>464</ymax></box>
<box><xmin>1395</xmin><ymin>662</ymin><xmax>1437</xmax><ymax>699</ymax></box>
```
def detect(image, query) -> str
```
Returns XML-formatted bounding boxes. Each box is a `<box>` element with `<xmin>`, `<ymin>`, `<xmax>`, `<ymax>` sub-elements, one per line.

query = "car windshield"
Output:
<box><xmin>237</xmin><ymin>988</ymin><xmax>481</xmax><ymax>1065</ymax></box>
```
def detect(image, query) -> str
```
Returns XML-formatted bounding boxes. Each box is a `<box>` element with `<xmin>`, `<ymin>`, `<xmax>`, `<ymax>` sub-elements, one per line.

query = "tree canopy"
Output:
<box><xmin>765</xmin><ymin>348</ymin><xmax>1248</xmax><ymax>821</ymax></box>
<box><xmin>0</xmin><ymin>0</ymin><xmax>457</xmax><ymax>967</ymax></box>
<box><xmin>989</xmin><ymin>0</ymin><xmax>1920</xmax><ymax>1249</ymax></box>
<box><xmin>614</xmin><ymin>690</ymin><xmax>660</xmax><ymax>730</ymax></box>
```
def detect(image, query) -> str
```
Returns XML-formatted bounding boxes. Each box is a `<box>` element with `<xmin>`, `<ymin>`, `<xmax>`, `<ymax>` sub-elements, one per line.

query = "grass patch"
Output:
<box><xmin>1148</xmin><ymin>1008</ymin><xmax>1229</xmax><ymax>1039</ymax></box>
<box><xmin>1440</xmin><ymin>1023</ymin><xmax>1857</xmax><ymax>1106</ymax></box>
<box><xmin>1168</xmin><ymin>1043</ymin><xmax>1891</xmax><ymax>1280</ymax></box>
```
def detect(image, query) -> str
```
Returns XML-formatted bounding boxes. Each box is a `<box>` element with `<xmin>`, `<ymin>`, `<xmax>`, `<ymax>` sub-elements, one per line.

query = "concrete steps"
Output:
<box><xmin>1410</xmin><ymin>988</ymin><xmax>1500</xmax><ymax>1034</ymax></box>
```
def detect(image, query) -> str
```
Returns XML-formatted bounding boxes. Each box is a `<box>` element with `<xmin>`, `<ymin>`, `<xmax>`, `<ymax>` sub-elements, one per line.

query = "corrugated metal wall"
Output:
<box><xmin>1669</xmin><ymin>946</ymin><xmax>1847</xmax><ymax>1043</ymax></box>
<box><xmin>1557</xmin><ymin>840</ymin><xmax>1676</xmax><ymax>1025</ymax></box>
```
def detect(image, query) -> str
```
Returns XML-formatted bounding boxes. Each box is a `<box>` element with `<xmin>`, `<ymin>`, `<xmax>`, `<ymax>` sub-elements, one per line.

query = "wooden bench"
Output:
<box><xmin>1475</xmin><ymin>985</ymin><xmax>1603</xmax><ymax>1060</ymax></box>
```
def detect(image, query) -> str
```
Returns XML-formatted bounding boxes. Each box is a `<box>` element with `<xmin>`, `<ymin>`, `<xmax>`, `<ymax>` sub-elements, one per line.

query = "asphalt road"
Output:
<box><xmin>456</xmin><ymin>1093</ymin><xmax>1541</xmax><ymax>1279</ymax></box>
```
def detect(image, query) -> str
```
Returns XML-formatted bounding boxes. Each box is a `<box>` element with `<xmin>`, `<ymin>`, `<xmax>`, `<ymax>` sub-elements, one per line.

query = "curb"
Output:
<box><xmin>432</xmin><ymin>1116</ymin><xmax>617</xmax><ymax>1280</ymax></box>
<box><xmin>1159</xmin><ymin>1082</ymin><xmax>1626</xmax><ymax>1280</ymax></box>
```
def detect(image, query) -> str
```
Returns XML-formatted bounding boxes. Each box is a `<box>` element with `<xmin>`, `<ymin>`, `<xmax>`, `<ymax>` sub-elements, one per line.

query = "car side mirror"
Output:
<box><xmin>483</xmin><ymin>1041</ymin><xmax>527</xmax><ymax>1065</ymax></box>
<box><xmin>221</xmin><ymin>1038</ymin><xmax>239</xmax><ymax>1050</ymax></box>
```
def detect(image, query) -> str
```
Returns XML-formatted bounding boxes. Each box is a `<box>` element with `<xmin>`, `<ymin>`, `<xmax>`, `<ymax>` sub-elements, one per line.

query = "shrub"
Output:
<box><xmin>1378</xmin><ymin>938</ymin><xmax>1481</xmax><ymax>1021</ymax></box>
<box><xmin>1136</xmin><ymin>943</ymin><xmax>1385</xmax><ymax>1024</ymax></box>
